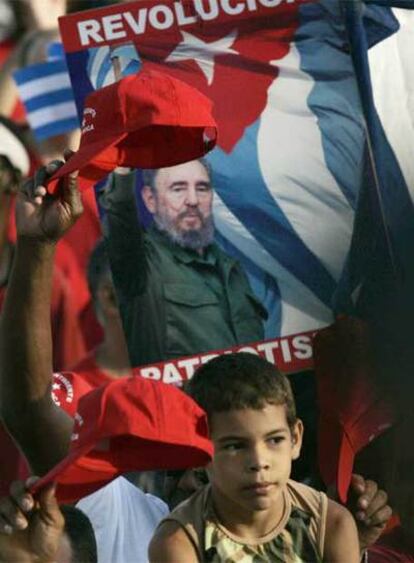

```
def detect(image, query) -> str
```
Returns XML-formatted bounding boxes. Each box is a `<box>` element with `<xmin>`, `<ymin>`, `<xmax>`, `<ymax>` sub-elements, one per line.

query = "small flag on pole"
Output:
<box><xmin>13</xmin><ymin>59</ymin><xmax>79</xmax><ymax>141</ymax></box>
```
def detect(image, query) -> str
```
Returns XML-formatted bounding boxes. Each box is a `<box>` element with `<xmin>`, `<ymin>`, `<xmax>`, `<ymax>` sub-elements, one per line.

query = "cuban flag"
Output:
<box><xmin>333</xmin><ymin>2</ymin><xmax>414</xmax><ymax>388</ymax></box>
<box><xmin>13</xmin><ymin>58</ymin><xmax>79</xmax><ymax>141</ymax></box>
<box><xmin>62</xmin><ymin>0</ymin><xmax>414</xmax><ymax>340</ymax></box>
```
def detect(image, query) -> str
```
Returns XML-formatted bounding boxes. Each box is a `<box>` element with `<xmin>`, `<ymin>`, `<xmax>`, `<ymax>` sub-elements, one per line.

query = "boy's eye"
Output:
<box><xmin>222</xmin><ymin>443</ymin><xmax>243</xmax><ymax>452</ymax></box>
<box><xmin>268</xmin><ymin>436</ymin><xmax>285</xmax><ymax>445</ymax></box>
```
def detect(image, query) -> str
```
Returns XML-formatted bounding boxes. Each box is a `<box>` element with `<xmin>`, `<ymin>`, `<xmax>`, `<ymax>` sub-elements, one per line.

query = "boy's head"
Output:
<box><xmin>187</xmin><ymin>353</ymin><xmax>303</xmax><ymax>515</ymax></box>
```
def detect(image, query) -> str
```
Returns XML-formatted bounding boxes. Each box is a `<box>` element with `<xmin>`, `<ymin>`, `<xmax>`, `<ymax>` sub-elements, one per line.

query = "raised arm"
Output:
<box><xmin>101</xmin><ymin>169</ymin><xmax>149</xmax><ymax>301</ymax></box>
<box><xmin>101</xmin><ymin>170</ymin><xmax>167</xmax><ymax>366</ymax></box>
<box><xmin>0</xmin><ymin>162</ymin><xmax>82</xmax><ymax>475</ymax></box>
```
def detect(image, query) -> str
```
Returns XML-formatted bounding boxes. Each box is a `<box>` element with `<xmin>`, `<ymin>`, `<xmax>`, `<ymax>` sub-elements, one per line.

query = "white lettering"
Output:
<box><xmin>245</xmin><ymin>0</ymin><xmax>257</xmax><ymax>10</ymax></box>
<box><xmin>102</xmin><ymin>14</ymin><xmax>127</xmax><ymax>41</ymax></box>
<box><xmin>174</xmin><ymin>1</ymin><xmax>198</xmax><ymax>25</ymax></box>
<box><xmin>194</xmin><ymin>0</ymin><xmax>219</xmax><ymax>21</ymax></box>
<box><xmin>221</xmin><ymin>0</ymin><xmax>244</xmax><ymax>15</ymax></box>
<box><xmin>292</xmin><ymin>335</ymin><xmax>312</xmax><ymax>360</ymax></box>
<box><xmin>140</xmin><ymin>366</ymin><xmax>161</xmax><ymax>380</ymax></box>
<box><xmin>258</xmin><ymin>0</ymin><xmax>282</xmax><ymax>6</ymax></box>
<box><xmin>123</xmin><ymin>9</ymin><xmax>148</xmax><ymax>35</ymax></box>
<box><xmin>257</xmin><ymin>341</ymin><xmax>279</xmax><ymax>364</ymax></box>
<box><xmin>200</xmin><ymin>353</ymin><xmax>219</xmax><ymax>364</ymax></box>
<box><xmin>237</xmin><ymin>346</ymin><xmax>259</xmax><ymax>355</ymax></box>
<box><xmin>177</xmin><ymin>357</ymin><xmax>201</xmax><ymax>379</ymax></box>
<box><xmin>162</xmin><ymin>362</ymin><xmax>183</xmax><ymax>384</ymax></box>
<box><xmin>280</xmin><ymin>339</ymin><xmax>292</xmax><ymax>362</ymax></box>
<box><xmin>78</xmin><ymin>19</ymin><xmax>104</xmax><ymax>46</ymax></box>
<box><xmin>149</xmin><ymin>5</ymin><xmax>174</xmax><ymax>30</ymax></box>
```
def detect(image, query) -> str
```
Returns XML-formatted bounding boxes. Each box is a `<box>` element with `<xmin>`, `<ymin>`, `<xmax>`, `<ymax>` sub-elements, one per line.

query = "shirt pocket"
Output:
<box><xmin>163</xmin><ymin>283</ymin><xmax>230</xmax><ymax>357</ymax></box>
<box><xmin>164</xmin><ymin>283</ymin><xmax>219</xmax><ymax>308</ymax></box>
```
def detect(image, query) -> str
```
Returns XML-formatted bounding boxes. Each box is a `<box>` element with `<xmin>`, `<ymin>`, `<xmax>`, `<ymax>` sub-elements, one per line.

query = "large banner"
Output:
<box><xmin>58</xmin><ymin>0</ymin><xmax>399</xmax><ymax>372</ymax></box>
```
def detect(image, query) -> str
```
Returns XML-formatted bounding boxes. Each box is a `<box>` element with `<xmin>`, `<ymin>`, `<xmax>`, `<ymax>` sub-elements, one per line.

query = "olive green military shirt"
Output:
<box><xmin>104</xmin><ymin>172</ymin><xmax>266</xmax><ymax>367</ymax></box>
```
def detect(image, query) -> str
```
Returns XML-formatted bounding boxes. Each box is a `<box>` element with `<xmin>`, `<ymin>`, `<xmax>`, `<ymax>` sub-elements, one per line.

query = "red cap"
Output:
<box><xmin>47</xmin><ymin>69</ymin><xmax>217</xmax><ymax>193</ymax></box>
<box><xmin>31</xmin><ymin>376</ymin><xmax>213</xmax><ymax>503</ymax></box>
<box><xmin>314</xmin><ymin>318</ymin><xmax>394</xmax><ymax>503</ymax></box>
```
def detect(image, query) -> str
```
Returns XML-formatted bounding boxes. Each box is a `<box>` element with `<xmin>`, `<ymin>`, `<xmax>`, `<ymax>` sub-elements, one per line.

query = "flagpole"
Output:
<box><xmin>341</xmin><ymin>0</ymin><xmax>398</xmax><ymax>278</ymax></box>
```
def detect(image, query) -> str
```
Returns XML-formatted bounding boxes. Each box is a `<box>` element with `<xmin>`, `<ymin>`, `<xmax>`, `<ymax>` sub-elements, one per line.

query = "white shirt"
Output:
<box><xmin>77</xmin><ymin>476</ymin><xmax>169</xmax><ymax>563</ymax></box>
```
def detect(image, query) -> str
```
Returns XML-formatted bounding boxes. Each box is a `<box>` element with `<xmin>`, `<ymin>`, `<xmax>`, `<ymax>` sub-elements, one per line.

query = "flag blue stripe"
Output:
<box><xmin>97</xmin><ymin>55</ymin><xmax>113</xmax><ymax>89</ymax></box>
<box><xmin>363</xmin><ymin>4</ymin><xmax>400</xmax><ymax>48</ymax></box>
<box><xmin>297</xmin><ymin>0</ymin><xmax>366</xmax><ymax>210</ymax></box>
<box><xmin>14</xmin><ymin>59</ymin><xmax>69</xmax><ymax>84</ymax></box>
<box><xmin>47</xmin><ymin>42</ymin><xmax>65</xmax><ymax>61</ymax></box>
<box><xmin>215</xmin><ymin>230</ymin><xmax>282</xmax><ymax>337</ymax></box>
<box><xmin>364</xmin><ymin>0</ymin><xmax>414</xmax><ymax>8</ymax></box>
<box><xmin>35</xmin><ymin>117</ymin><xmax>80</xmax><ymax>141</ymax></box>
<box><xmin>124</xmin><ymin>60</ymin><xmax>141</xmax><ymax>76</ymax></box>
<box><xmin>208</xmin><ymin>120</ymin><xmax>338</xmax><ymax>308</ymax></box>
<box><xmin>24</xmin><ymin>89</ymin><xmax>75</xmax><ymax>113</ymax></box>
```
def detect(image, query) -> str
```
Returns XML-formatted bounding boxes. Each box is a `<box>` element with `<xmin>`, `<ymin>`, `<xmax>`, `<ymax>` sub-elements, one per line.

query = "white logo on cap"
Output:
<box><xmin>51</xmin><ymin>373</ymin><xmax>74</xmax><ymax>407</ymax></box>
<box><xmin>71</xmin><ymin>412</ymin><xmax>84</xmax><ymax>442</ymax></box>
<box><xmin>82</xmin><ymin>107</ymin><xmax>97</xmax><ymax>134</ymax></box>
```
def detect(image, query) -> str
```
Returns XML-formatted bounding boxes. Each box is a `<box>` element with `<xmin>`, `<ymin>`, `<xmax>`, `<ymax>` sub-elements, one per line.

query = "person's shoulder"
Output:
<box><xmin>326</xmin><ymin>498</ymin><xmax>355</xmax><ymax>531</ymax></box>
<box><xmin>324</xmin><ymin>499</ymin><xmax>360</xmax><ymax>562</ymax></box>
<box><xmin>287</xmin><ymin>478</ymin><xmax>327</xmax><ymax>510</ymax></box>
<box><xmin>148</xmin><ymin>519</ymin><xmax>199</xmax><ymax>563</ymax></box>
<box><xmin>168</xmin><ymin>484</ymin><xmax>209</xmax><ymax>523</ymax></box>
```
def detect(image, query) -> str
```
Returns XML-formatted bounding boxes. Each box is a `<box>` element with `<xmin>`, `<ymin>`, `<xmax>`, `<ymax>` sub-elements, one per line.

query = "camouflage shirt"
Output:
<box><xmin>160</xmin><ymin>481</ymin><xmax>328</xmax><ymax>562</ymax></box>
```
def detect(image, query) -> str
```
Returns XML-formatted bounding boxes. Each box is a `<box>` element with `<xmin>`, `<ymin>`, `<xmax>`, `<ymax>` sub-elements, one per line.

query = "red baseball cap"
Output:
<box><xmin>314</xmin><ymin>317</ymin><xmax>394</xmax><ymax>503</ymax></box>
<box><xmin>47</xmin><ymin>69</ymin><xmax>217</xmax><ymax>193</ymax></box>
<box><xmin>31</xmin><ymin>376</ymin><xmax>213</xmax><ymax>503</ymax></box>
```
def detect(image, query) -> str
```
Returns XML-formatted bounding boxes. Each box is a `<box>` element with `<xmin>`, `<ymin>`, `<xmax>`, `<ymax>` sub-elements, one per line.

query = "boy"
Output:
<box><xmin>149</xmin><ymin>352</ymin><xmax>360</xmax><ymax>562</ymax></box>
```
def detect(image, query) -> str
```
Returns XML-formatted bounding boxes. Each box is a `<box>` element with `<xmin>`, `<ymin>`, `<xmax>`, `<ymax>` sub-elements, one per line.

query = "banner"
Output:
<box><xmin>57</xmin><ymin>0</ymin><xmax>405</xmax><ymax>371</ymax></box>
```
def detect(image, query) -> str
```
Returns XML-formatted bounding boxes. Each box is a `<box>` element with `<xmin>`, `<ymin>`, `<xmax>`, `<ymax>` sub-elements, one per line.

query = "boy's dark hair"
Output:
<box><xmin>187</xmin><ymin>352</ymin><xmax>297</xmax><ymax>431</ymax></box>
<box><xmin>61</xmin><ymin>505</ymin><xmax>97</xmax><ymax>563</ymax></box>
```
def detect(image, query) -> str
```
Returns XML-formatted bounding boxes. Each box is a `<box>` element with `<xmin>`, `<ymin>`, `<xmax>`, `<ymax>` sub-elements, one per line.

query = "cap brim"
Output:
<box><xmin>318</xmin><ymin>413</ymin><xmax>355</xmax><ymax>503</ymax></box>
<box><xmin>336</xmin><ymin>434</ymin><xmax>355</xmax><ymax>504</ymax></box>
<box><xmin>29</xmin><ymin>441</ymin><xmax>97</xmax><ymax>501</ymax></box>
<box><xmin>46</xmin><ymin>132</ymin><xmax>128</xmax><ymax>194</ymax></box>
<box><xmin>30</xmin><ymin>434</ymin><xmax>213</xmax><ymax>504</ymax></box>
<box><xmin>46</xmin><ymin>123</ymin><xmax>217</xmax><ymax>194</ymax></box>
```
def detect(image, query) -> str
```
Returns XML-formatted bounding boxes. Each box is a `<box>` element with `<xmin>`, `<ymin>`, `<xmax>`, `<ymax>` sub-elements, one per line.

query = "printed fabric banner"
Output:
<box><xmin>57</xmin><ymin>0</ymin><xmax>404</xmax><ymax>372</ymax></box>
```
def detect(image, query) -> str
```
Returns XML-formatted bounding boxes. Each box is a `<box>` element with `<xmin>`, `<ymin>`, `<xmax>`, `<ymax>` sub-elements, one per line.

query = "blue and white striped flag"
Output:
<box><xmin>13</xmin><ymin>59</ymin><xmax>79</xmax><ymax>141</ymax></box>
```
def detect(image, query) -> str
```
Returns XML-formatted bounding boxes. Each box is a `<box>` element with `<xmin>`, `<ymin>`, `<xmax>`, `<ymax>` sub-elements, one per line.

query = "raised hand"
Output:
<box><xmin>16</xmin><ymin>160</ymin><xmax>83</xmax><ymax>243</ymax></box>
<box><xmin>348</xmin><ymin>474</ymin><xmax>392</xmax><ymax>551</ymax></box>
<box><xmin>0</xmin><ymin>478</ymin><xmax>65</xmax><ymax>563</ymax></box>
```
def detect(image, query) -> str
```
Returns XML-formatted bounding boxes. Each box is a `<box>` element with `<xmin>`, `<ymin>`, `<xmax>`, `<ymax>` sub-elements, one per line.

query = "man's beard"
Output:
<box><xmin>153</xmin><ymin>209</ymin><xmax>215</xmax><ymax>251</ymax></box>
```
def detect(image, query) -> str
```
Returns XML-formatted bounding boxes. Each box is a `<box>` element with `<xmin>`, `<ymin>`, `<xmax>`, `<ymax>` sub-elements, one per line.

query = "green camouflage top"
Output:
<box><xmin>161</xmin><ymin>480</ymin><xmax>328</xmax><ymax>563</ymax></box>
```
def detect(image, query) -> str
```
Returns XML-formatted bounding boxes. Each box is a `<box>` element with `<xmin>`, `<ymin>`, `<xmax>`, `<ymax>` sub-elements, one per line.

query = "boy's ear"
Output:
<box><xmin>291</xmin><ymin>419</ymin><xmax>304</xmax><ymax>460</ymax></box>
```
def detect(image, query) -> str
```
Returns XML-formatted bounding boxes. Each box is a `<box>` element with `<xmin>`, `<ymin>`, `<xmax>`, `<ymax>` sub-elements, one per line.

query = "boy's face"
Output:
<box><xmin>208</xmin><ymin>403</ymin><xmax>303</xmax><ymax>514</ymax></box>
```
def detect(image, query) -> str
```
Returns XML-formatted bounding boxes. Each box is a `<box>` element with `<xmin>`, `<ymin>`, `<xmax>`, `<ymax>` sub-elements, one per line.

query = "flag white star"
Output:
<box><xmin>52</xmin><ymin>382</ymin><xmax>61</xmax><ymax>391</ymax></box>
<box><xmin>166</xmin><ymin>29</ymin><xmax>238</xmax><ymax>86</ymax></box>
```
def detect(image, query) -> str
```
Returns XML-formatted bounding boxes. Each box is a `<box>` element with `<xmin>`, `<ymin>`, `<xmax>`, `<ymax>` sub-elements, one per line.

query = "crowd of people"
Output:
<box><xmin>0</xmin><ymin>0</ymin><xmax>413</xmax><ymax>562</ymax></box>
